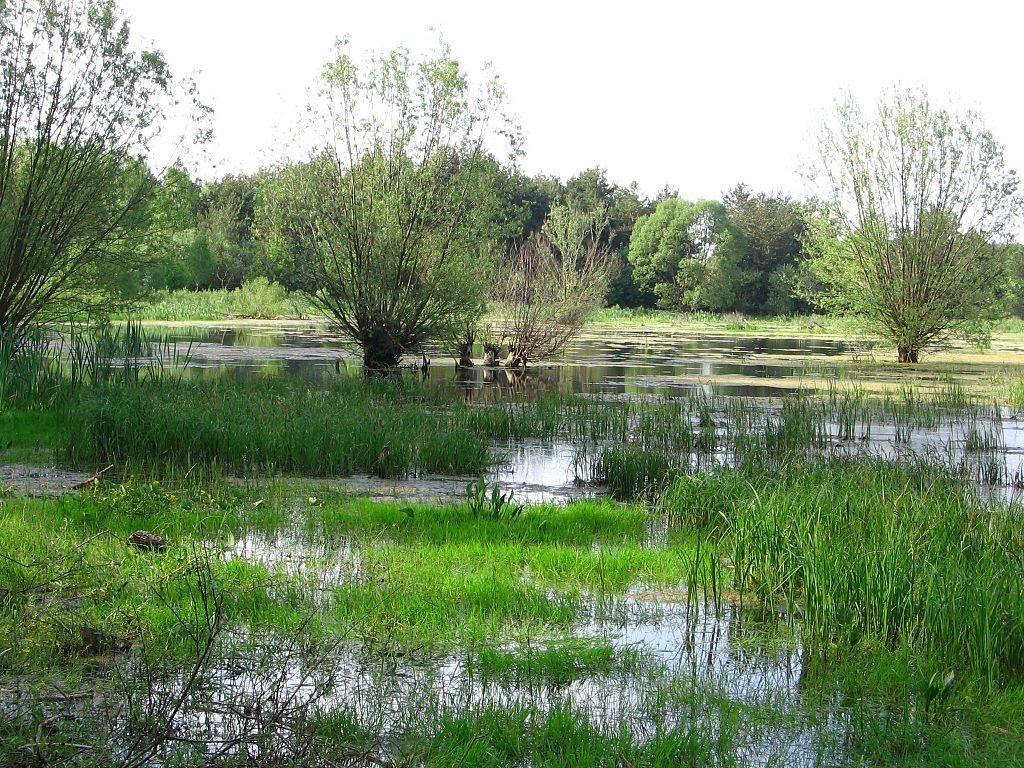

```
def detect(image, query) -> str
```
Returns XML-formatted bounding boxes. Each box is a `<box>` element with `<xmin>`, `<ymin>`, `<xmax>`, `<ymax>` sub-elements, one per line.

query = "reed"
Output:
<box><xmin>591</xmin><ymin>445</ymin><xmax>677</xmax><ymax>500</ymax></box>
<box><xmin>124</xmin><ymin>278</ymin><xmax>317</xmax><ymax>321</ymax></box>
<box><xmin>67</xmin><ymin>376</ymin><xmax>496</xmax><ymax>478</ymax></box>
<box><xmin>665</xmin><ymin>459</ymin><xmax>1024</xmax><ymax>688</ymax></box>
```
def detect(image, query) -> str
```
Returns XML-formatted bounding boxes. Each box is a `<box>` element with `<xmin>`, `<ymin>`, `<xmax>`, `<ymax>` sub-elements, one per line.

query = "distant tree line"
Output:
<box><xmin>142</xmin><ymin>164</ymin><xmax>826</xmax><ymax>316</ymax></box>
<box><xmin>148</xmin><ymin>160</ymin><xmax>1024</xmax><ymax>326</ymax></box>
<box><xmin>2</xmin><ymin>0</ymin><xmax>1021</xmax><ymax>368</ymax></box>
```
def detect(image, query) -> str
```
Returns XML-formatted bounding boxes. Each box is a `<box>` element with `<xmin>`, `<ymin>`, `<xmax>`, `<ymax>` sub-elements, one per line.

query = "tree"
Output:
<box><xmin>627</xmin><ymin>198</ymin><xmax>746</xmax><ymax>311</ymax></box>
<box><xmin>724</xmin><ymin>184</ymin><xmax>810</xmax><ymax>314</ymax></box>
<box><xmin>143</xmin><ymin>165</ymin><xmax>207</xmax><ymax>291</ymax></box>
<box><xmin>494</xmin><ymin>204</ymin><xmax>613</xmax><ymax>367</ymax></box>
<box><xmin>999</xmin><ymin>243</ymin><xmax>1024</xmax><ymax>317</ymax></box>
<box><xmin>196</xmin><ymin>175</ymin><xmax>264</xmax><ymax>289</ymax></box>
<box><xmin>0</xmin><ymin>0</ymin><xmax>204</xmax><ymax>347</ymax></box>
<box><xmin>564</xmin><ymin>167</ymin><xmax>649</xmax><ymax>307</ymax></box>
<box><xmin>263</xmin><ymin>41</ymin><xmax>517</xmax><ymax>373</ymax></box>
<box><xmin>805</xmin><ymin>89</ymin><xmax>1023</xmax><ymax>362</ymax></box>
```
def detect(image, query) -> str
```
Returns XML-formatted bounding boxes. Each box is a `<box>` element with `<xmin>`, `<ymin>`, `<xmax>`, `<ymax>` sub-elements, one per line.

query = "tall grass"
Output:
<box><xmin>128</xmin><ymin>278</ymin><xmax>317</xmax><ymax>321</ymax></box>
<box><xmin>665</xmin><ymin>459</ymin><xmax>1024</xmax><ymax>688</ymax></box>
<box><xmin>67</xmin><ymin>376</ymin><xmax>494</xmax><ymax>478</ymax></box>
<box><xmin>1</xmin><ymin>322</ymin><xmax>187</xmax><ymax>410</ymax></box>
<box><xmin>63</xmin><ymin>365</ymin><xmax>1017</xmax><ymax>492</ymax></box>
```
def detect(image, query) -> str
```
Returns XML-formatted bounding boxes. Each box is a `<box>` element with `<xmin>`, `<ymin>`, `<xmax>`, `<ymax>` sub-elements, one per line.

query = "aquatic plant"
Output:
<box><xmin>465</xmin><ymin>477</ymin><xmax>525</xmax><ymax>520</ymax></box>
<box><xmin>666</xmin><ymin>459</ymin><xmax>1024</xmax><ymax>688</ymax></box>
<box><xmin>592</xmin><ymin>445</ymin><xmax>677</xmax><ymax>500</ymax></box>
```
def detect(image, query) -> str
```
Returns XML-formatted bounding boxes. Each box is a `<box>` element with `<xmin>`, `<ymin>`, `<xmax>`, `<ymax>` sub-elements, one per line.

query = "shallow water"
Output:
<box><xmin>148</xmin><ymin>322</ymin><xmax>850</xmax><ymax>398</ymax></box>
<box><xmin>190</xmin><ymin>528</ymin><xmax>848</xmax><ymax>765</ymax></box>
<box><xmin>130</xmin><ymin>321</ymin><xmax>1024</xmax><ymax>504</ymax></box>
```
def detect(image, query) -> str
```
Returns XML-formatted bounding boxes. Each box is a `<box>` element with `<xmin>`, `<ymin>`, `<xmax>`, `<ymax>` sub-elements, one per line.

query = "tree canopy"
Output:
<box><xmin>627</xmin><ymin>198</ymin><xmax>746</xmax><ymax>311</ymax></box>
<box><xmin>262</xmin><ymin>41</ymin><xmax>518</xmax><ymax>372</ymax></box>
<box><xmin>0</xmin><ymin>0</ymin><xmax>203</xmax><ymax>345</ymax></box>
<box><xmin>805</xmin><ymin>88</ymin><xmax>1023</xmax><ymax>361</ymax></box>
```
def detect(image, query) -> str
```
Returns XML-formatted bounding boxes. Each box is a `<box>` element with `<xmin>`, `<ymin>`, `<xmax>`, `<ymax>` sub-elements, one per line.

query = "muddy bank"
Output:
<box><xmin>0</xmin><ymin>463</ymin><xmax>94</xmax><ymax>496</ymax></box>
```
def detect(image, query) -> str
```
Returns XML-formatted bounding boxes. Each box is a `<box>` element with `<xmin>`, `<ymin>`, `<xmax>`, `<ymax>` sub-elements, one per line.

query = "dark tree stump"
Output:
<box><xmin>127</xmin><ymin>530</ymin><xmax>166</xmax><ymax>552</ymax></box>
<box><xmin>482</xmin><ymin>343</ymin><xmax>499</xmax><ymax>367</ymax></box>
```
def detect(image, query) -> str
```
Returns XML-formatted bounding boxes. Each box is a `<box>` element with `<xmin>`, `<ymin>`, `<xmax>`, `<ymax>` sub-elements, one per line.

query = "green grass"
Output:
<box><xmin>0</xmin><ymin>483</ymin><xmax>701</xmax><ymax>667</ymax></box>
<box><xmin>588</xmin><ymin>306</ymin><xmax>868</xmax><ymax>336</ymax></box>
<box><xmin>124</xmin><ymin>278</ymin><xmax>319</xmax><ymax>321</ymax></box>
<box><xmin>5</xmin><ymin>335</ymin><xmax>1024</xmax><ymax>765</ymax></box>
<box><xmin>67</xmin><ymin>376</ymin><xmax>495</xmax><ymax>478</ymax></box>
<box><xmin>386</xmin><ymin>703</ymin><xmax>730</xmax><ymax>767</ymax></box>
<box><xmin>0</xmin><ymin>408</ymin><xmax>65</xmax><ymax>461</ymax></box>
<box><xmin>3</xmin><ymin>461</ymin><xmax>1024</xmax><ymax>765</ymax></box>
<box><xmin>592</xmin><ymin>444</ymin><xmax>677</xmax><ymax>499</ymax></box>
<box><xmin>467</xmin><ymin>638</ymin><xmax>648</xmax><ymax>686</ymax></box>
<box><xmin>1006</xmin><ymin>372</ymin><xmax>1024</xmax><ymax>409</ymax></box>
<box><xmin>59</xmin><ymin>371</ymin><xmax>1016</xmax><ymax>492</ymax></box>
<box><xmin>665</xmin><ymin>459</ymin><xmax>1024</xmax><ymax>687</ymax></box>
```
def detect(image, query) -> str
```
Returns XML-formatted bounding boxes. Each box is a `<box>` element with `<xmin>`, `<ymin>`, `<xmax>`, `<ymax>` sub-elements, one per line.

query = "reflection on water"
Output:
<box><xmin>146</xmin><ymin>322</ymin><xmax>851</xmax><ymax>398</ymax></box>
<box><xmin>198</xmin><ymin>528</ymin><xmax>849</xmax><ymax>766</ymax></box>
<box><xmin>144</xmin><ymin>321</ymin><xmax>1005</xmax><ymax>397</ymax></box>
<box><xmin>131</xmin><ymin>322</ymin><xmax>1024</xmax><ymax>505</ymax></box>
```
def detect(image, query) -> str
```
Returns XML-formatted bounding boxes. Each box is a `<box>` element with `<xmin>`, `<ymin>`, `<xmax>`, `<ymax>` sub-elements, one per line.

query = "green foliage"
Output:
<box><xmin>262</xmin><ymin>41</ymin><xmax>517</xmax><ymax>372</ymax></box>
<box><xmin>131</xmin><ymin>278</ymin><xmax>311</xmax><ymax>321</ymax></box>
<box><xmin>465</xmin><ymin>478</ymin><xmax>525</xmax><ymax>520</ymax></box>
<box><xmin>627</xmin><ymin>198</ymin><xmax>746</xmax><ymax>311</ymax></box>
<box><xmin>144</xmin><ymin>170</ymin><xmax>275</xmax><ymax>294</ymax></box>
<box><xmin>724</xmin><ymin>184</ymin><xmax>811</xmax><ymax>314</ymax></box>
<box><xmin>805</xmin><ymin>88</ymin><xmax>1023</xmax><ymax>362</ymax></box>
<box><xmin>68</xmin><ymin>376</ymin><xmax>495</xmax><ymax>478</ymax></box>
<box><xmin>0</xmin><ymin>0</ymin><xmax>205</xmax><ymax>343</ymax></box>
<box><xmin>666</xmin><ymin>460</ymin><xmax>1024</xmax><ymax>686</ymax></box>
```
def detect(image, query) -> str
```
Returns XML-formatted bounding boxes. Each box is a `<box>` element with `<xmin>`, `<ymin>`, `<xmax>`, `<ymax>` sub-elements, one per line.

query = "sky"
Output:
<box><xmin>120</xmin><ymin>0</ymin><xmax>1024</xmax><ymax>202</ymax></box>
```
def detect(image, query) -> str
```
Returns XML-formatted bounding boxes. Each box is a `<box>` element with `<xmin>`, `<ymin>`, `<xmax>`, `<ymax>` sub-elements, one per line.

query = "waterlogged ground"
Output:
<box><xmin>6</xmin><ymin>322</ymin><xmax>1024</xmax><ymax>765</ymax></box>
<box><xmin>141</xmin><ymin>320</ymin><xmax>853</xmax><ymax>396</ymax></box>
<box><xmin>141</xmin><ymin>319</ymin><xmax>1024</xmax><ymax>396</ymax></box>
<box><xmin>96</xmin><ymin>509</ymin><xmax>862</xmax><ymax>765</ymax></box>
<box><xmin>124</xmin><ymin>320</ymin><xmax>1024</xmax><ymax>504</ymax></box>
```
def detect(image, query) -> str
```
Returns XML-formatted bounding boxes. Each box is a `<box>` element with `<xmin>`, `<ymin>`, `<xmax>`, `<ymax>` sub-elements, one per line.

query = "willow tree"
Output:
<box><xmin>264</xmin><ymin>42</ymin><xmax>517</xmax><ymax>373</ymax></box>
<box><xmin>495</xmin><ymin>204</ymin><xmax>614</xmax><ymax>368</ymax></box>
<box><xmin>806</xmin><ymin>89</ymin><xmax>1022</xmax><ymax>363</ymax></box>
<box><xmin>0</xmin><ymin>0</ymin><xmax>203</xmax><ymax>349</ymax></box>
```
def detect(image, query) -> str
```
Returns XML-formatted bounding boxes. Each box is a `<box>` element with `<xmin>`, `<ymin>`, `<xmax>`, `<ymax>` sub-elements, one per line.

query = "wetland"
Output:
<box><xmin>2</xmin><ymin>318</ymin><xmax>1024</xmax><ymax>766</ymax></box>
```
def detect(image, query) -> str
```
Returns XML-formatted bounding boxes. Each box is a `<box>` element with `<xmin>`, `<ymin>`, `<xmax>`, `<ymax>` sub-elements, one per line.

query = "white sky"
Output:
<box><xmin>121</xmin><ymin>0</ymin><xmax>1024</xmax><ymax>202</ymax></box>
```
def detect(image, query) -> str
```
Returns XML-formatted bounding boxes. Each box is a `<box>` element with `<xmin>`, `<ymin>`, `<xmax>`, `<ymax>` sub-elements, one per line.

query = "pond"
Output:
<box><xmin>9</xmin><ymin>322</ymin><xmax>1019</xmax><ymax>765</ymax></box>
<box><xmin>149</xmin><ymin>321</ymin><xmax>853</xmax><ymax>398</ymax></box>
<box><xmin>141</xmin><ymin>321</ymin><xmax>1024</xmax><ymax>505</ymax></box>
<box><xmin>164</xmin><ymin>528</ymin><xmax>859</xmax><ymax>766</ymax></box>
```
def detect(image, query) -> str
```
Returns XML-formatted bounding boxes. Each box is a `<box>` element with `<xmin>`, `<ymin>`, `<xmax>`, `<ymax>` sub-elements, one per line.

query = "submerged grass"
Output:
<box><xmin>0</xmin><ymin>482</ymin><xmax>701</xmax><ymax>669</ymax></box>
<box><xmin>2</xmin><ymin>461</ymin><xmax>1024</xmax><ymax>765</ymax></box>
<box><xmin>467</xmin><ymin>638</ymin><xmax>649</xmax><ymax>686</ymax></box>
<box><xmin>64</xmin><ymin>369</ymin><xmax>1012</xmax><ymax>489</ymax></box>
<box><xmin>5</xmin><ymin>323</ymin><xmax>1024</xmax><ymax>764</ymax></box>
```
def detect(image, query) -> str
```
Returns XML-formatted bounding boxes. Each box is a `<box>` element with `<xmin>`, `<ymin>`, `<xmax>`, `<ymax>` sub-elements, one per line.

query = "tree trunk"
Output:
<box><xmin>362</xmin><ymin>341</ymin><xmax>404</xmax><ymax>375</ymax></box>
<box><xmin>897</xmin><ymin>346</ymin><xmax>919</xmax><ymax>364</ymax></box>
<box><xmin>482</xmin><ymin>343</ymin><xmax>498</xmax><ymax>367</ymax></box>
<box><xmin>504</xmin><ymin>348</ymin><xmax>526</xmax><ymax>369</ymax></box>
